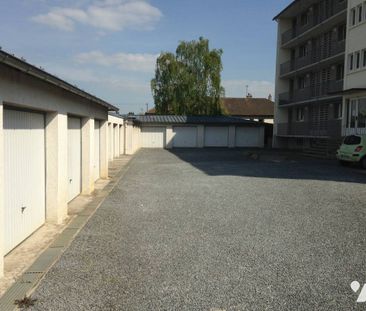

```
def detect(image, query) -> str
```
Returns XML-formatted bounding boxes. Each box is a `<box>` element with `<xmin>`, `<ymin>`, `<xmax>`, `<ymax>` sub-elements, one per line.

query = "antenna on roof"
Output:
<box><xmin>245</xmin><ymin>85</ymin><xmax>249</xmax><ymax>98</ymax></box>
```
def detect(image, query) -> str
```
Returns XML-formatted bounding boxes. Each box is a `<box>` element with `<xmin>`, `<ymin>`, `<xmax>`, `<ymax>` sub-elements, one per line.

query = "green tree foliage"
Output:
<box><xmin>151</xmin><ymin>37</ymin><xmax>224</xmax><ymax>115</ymax></box>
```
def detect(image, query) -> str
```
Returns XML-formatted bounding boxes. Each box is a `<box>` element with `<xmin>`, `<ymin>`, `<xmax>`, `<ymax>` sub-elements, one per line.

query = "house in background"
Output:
<box><xmin>146</xmin><ymin>95</ymin><xmax>275</xmax><ymax>124</ymax></box>
<box><xmin>272</xmin><ymin>0</ymin><xmax>354</xmax><ymax>158</ymax></box>
<box><xmin>220</xmin><ymin>95</ymin><xmax>274</xmax><ymax>123</ymax></box>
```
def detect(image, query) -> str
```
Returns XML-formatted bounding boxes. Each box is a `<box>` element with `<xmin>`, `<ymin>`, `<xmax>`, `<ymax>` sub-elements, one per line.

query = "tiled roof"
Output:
<box><xmin>132</xmin><ymin>115</ymin><xmax>261</xmax><ymax>126</ymax></box>
<box><xmin>221</xmin><ymin>97</ymin><xmax>274</xmax><ymax>117</ymax></box>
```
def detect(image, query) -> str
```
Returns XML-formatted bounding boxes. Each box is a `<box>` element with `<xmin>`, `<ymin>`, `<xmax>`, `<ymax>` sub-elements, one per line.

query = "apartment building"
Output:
<box><xmin>343</xmin><ymin>0</ymin><xmax>366</xmax><ymax>136</ymax></box>
<box><xmin>273</xmin><ymin>0</ymin><xmax>349</xmax><ymax>156</ymax></box>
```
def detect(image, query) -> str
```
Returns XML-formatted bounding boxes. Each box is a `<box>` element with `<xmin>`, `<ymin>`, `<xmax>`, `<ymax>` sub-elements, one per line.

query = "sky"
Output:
<box><xmin>0</xmin><ymin>0</ymin><xmax>291</xmax><ymax>114</ymax></box>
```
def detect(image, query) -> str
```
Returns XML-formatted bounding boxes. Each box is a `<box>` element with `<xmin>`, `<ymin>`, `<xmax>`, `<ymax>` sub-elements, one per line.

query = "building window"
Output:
<box><xmin>336</xmin><ymin>63</ymin><xmax>344</xmax><ymax>80</ymax></box>
<box><xmin>351</xmin><ymin>8</ymin><xmax>356</xmax><ymax>26</ymax></box>
<box><xmin>334</xmin><ymin>103</ymin><xmax>342</xmax><ymax>119</ymax></box>
<box><xmin>349</xmin><ymin>53</ymin><xmax>354</xmax><ymax>71</ymax></box>
<box><xmin>299</xmin><ymin>44</ymin><xmax>308</xmax><ymax>58</ymax></box>
<box><xmin>347</xmin><ymin>98</ymin><xmax>366</xmax><ymax>128</ymax></box>
<box><xmin>351</xmin><ymin>99</ymin><xmax>357</xmax><ymax>128</ymax></box>
<box><xmin>358</xmin><ymin>5</ymin><xmax>363</xmax><ymax>23</ymax></box>
<box><xmin>356</xmin><ymin>51</ymin><xmax>361</xmax><ymax>69</ymax></box>
<box><xmin>359</xmin><ymin>98</ymin><xmax>366</xmax><ymax>128</ymax></box>
<box><xmin>337</xmin><ymin>24</ymin><xmax>346</xmax><ymax>41</ymax></box>
<box><xmin>300</xmin><ymin>11</ymin><xmax>309</xmax><ymax>26</ymax></box>
<box><xmin>296</xmin><ymin>107</ymin><xmax>305</xmax><ymax>121</ymax></box>
<box><xmin>363</xmin><ymin>49</ymin><xmax>366</xmax><ymax>67</ymax></box>
<box><xmin>298</xmin><ymin>76</ymin><xmax>307</xmax><ymax>89</ymax></box>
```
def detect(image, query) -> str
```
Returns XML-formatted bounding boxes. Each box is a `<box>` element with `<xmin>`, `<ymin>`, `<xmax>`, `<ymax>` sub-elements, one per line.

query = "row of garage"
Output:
<box><xmin>137</xmin><ymin>116</ymin><xmax>265</xmax><ymax>149</ymax></box>
<box><xmin>1</xmin><ymin>111</ymin><xmax>264</xmax><ymax>259</ymax></box>
<box><xmin>0</xmin><ymin>49</ymin><xmax>125</xmax><ymax>276</ymax></box>
<box><xmin>2</xmin><ymin>110</ymin><xmax>124</xmax><ymax>255</ymax></box>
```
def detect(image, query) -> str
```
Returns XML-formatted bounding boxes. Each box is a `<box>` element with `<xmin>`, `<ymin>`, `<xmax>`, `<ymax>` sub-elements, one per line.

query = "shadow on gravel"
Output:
<box><xmin>167</xmin><ymin>148</ymin><xmax>366</xmax><ymax>184</ymax></box>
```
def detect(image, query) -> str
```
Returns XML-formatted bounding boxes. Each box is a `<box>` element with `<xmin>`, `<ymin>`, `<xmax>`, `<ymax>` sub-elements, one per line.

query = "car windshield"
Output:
<box><xmin>344</xmin><ymin>135</ymin><xmax>361</xmax><ymax>145</ymax></box>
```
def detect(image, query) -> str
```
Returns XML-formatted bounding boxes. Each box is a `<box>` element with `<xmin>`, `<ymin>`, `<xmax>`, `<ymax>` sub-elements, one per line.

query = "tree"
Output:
<box><xmin>151</xmin><ymin>37</ymin><xmax>224</xmax><ymax>115</ymax></box>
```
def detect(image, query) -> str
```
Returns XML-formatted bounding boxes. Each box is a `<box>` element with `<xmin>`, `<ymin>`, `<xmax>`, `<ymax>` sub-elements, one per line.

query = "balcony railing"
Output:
<box><xmin>279</xmin><ymin>80</ymin><xmax>343</xmax><ymax>106</ymax></box>
<box><xmin>281</xmin><ymin>0</ymin><xmax>347</xmax><ymax>45</ymax></box>
<box><xmin>280</xmin><ymin>40</ymin><xmax>345</xmax><ymax>76</ymax></box>
<box><xmin>277</xmin><ymin>119</ymin><xmax>342</xmax><ymax>138</ymax></box>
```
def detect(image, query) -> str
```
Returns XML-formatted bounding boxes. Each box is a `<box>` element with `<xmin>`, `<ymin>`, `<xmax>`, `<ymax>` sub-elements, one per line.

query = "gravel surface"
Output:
<box><xmin>30</xmin><ymin>149</ymin><xmax>366</xmax><ymax>311</ymax></box>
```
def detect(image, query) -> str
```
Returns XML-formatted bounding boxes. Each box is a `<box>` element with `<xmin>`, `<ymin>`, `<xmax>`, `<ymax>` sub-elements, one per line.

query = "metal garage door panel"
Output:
<box><xmin>4</xmin><ymin>109</ymin><xmax>46</xmax><ymax>254</ymax></box>
<box><xmin>142</xmin><ymin>127</ymin><xmax>166</xmax><ymax>148</ymax></box>
<box><xmin>68</xmin><ymin>117</ymin><xmax>81</xmax><ymax>202</ymax></box>
<box><xmin>235</xmin><ymin>127</ymin><xmax>261</xmax><ymax>147</ymax></box>
<box><xmin>94</xmin><ymin>120</ymin><xmax>100</xmax><ymax>181</ymax></box>
<box><xmin>204</xmin><ymin>126</ymin><xmax>229</xmax><ymax>147</ymax></box>
<box><xmin>173</xmin><ymin>127</ymin><xmax>198</xmax><ymax>148</ymax></box>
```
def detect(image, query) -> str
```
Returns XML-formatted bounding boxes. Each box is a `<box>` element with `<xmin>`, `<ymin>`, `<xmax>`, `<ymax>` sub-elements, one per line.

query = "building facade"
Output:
<box><xmin>273</xmin><ymin>0</ymin><xmax>351</xmax><ymax>156</ymax></box>
<box><xmin>343</xmin><ymin>0</ymin><xmax>366</xmax><ymax>136</ymax></box>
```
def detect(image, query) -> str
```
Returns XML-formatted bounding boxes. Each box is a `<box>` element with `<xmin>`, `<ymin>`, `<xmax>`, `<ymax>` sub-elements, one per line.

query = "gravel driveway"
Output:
<box><xmin>31</xmin><ymin>149</ymin><xmax>366</xmax><ymax>311</ymax></box>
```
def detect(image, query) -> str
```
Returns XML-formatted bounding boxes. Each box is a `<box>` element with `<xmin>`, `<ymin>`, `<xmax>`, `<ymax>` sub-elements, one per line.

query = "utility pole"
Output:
<box><xmin>145</xmin><ymin>103</ymin><xmax>149</xmax><ymax>113</ymax></box>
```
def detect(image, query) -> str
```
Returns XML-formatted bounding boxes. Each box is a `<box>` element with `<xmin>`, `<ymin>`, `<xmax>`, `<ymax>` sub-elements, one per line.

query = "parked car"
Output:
<box><xmin>337</xmin><ymin>135</ymin><xmax>366</xmax><ymax>168</ymax></box>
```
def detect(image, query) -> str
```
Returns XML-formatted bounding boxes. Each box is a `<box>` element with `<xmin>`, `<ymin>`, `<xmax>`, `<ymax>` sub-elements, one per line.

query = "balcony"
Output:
<box><xmin>280</xmin><ymin>40</ymin><xmax>345</xmax><ymax>76</ymax></box>
<box><xmin>281</xmin><ymin>0</ymin><xmax>347</xmax><ymax>45</ymax></box>
<box><xmin>279</xmin><ymin>80</ymin><xmax>343</xmax><ymax>106</ymax></box>
<box><xmin>277</xmin><ymin>119</ymin><xmax>342</xmax><ymax>138</ymax></box>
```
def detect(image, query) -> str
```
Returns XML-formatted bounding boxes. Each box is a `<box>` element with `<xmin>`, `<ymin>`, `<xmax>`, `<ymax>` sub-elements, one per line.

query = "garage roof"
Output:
<box><xmin>132</xmin><ymin>115</ymin><xmax>262</xmax><ymax>126</ymax></box>
<box><xmin>0</xmin><ymin>50</ymin><xmax>118</xmax><ymax>111</ymax></box>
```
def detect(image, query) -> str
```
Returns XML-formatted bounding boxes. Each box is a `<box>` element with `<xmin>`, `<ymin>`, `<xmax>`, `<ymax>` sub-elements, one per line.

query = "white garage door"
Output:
<box><xmin>235</xmin><ymin>127</ymin><xmax>261</xmax><ymax>147</ymax></box>
<box><xmin>142</xmin><ymin>127</ymin><xmax>166</xmax><ymax>148</ymax></box>
<box><xmin>235</xmin><ymin>127</ymin><xmax>263</xmax><ymax>147</ymax></box>
<box><xmin>4</xmin><ymin>109</ymin><xmax>46</xmax><ymax>254</ymax></box>
<box><xmin>114</xmin><ymin>125</ymin><xmax>119</xmax><ymax>157</ymax></box>
<box><xmin>68</xmin><ymin>117</ymin><xmax>81</xmax><ymax>202</ymax></box>
<box><xmin>94</xmin><ymin>120</ymin><xmax>100</xmax><ymax>181</ymax></box>
<box><xmin>204</xmin><ymin>126</ymin><xmax>229</xmax><ymax>147</ymax></box>
<box><xmin>173</xmin><ymin>126</ymin><xmax>198</xmax><ymax>148</ymax></box>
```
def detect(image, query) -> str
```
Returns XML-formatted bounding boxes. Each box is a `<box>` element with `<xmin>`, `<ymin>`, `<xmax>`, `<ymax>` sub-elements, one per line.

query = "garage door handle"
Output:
<box><xmin>21</xmin><ymin>206</ymin><xmax>27</xmax><ymax>213</ymax></box>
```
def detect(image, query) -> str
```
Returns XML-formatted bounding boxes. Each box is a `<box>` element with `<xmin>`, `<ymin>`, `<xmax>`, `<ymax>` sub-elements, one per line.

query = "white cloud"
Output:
<box><xmin>75</xmin><ymin>50</ymin><xmax>158</xmax><ymax>72</ymax></box>
<box><xmin>48</xmin><ymin>64</ymin><xmax>150</xmax><ymax>93</ymax></box>
<box><xmin>222</xmin><ymin>80</ymin><xmax>274</xmax><ymax>98</ymax></box>
<box><xmin>32</xmin><ymin>0</ymin><xmax>162</xmax><ymax>32</ymax></box>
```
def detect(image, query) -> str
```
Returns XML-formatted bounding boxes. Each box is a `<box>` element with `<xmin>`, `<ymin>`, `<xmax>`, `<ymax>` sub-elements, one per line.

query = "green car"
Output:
<box><xmin>337</xmin><ymin>135</ymin><xmax>366</xmax><ymax>168</ymax></box>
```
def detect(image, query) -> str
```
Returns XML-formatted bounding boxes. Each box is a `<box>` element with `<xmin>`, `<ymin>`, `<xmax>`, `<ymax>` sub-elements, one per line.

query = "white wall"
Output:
<box><xmin>344</xmin><ymin>0</ymin><xmax>366</xmax><ymax>90</ymax></box>
<box><xmin>342</xmin><ymin>0</ymin><xmax>366</xmax><ymax>135</ymax></box>
<box><xmin>0</xmin><ymin>63</ymin><xmax>113</xmax><ymax>277</ymax></box>
<box><xmin>0</xmin><ymin>103</ymin><xmax>4</xmax><ymax>277</ymax></box>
